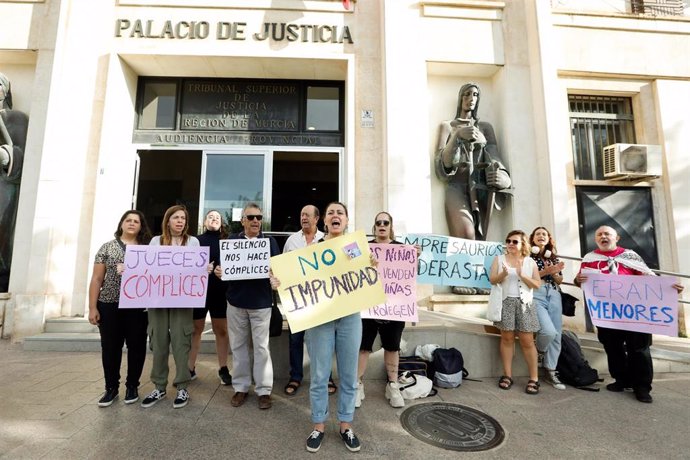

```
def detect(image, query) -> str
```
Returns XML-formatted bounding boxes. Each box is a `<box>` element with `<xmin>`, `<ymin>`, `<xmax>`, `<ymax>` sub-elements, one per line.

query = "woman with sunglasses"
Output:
<box><xmin>355</xmin><ymin>212</ymin><xmax>406</xmax><ymax>409</ymax></box>
<box><xmin>141</xmin><ymin>205</ymin><xmax>203</xmax><ymax>410</ymax></box>
<box><xmin>529</xmin><ymin>227</ymin><xmax>566</xmax><ymax>390</ymax></box>
<box><xmin>88</xmin><ymin>210</ymin><xmax>152</xmax><ymax>407</ymax></box>
<box><xmin>489</xmin><ymin>230</ymin><xmax>542</xmax><ymax>395</ymax></box>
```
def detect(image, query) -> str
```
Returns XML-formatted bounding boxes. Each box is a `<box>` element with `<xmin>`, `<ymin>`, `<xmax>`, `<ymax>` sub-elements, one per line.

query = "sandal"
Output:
<box><xmin>525</xmin><ymin>379</ymin><xmax>540</xmax><ymax>395</ymax></box>
<box><xmin>284</xmin><ymin>381</ymin><xmax>300</xmax><ymax>396</ymax></box>
<box><xmin>498</xmin><ymin>375</ymin><xmax>513</xmax><ymax>390</ymax></box>
<box><xmin>328</xmin><ymin>378</ymin><xmax>338</xmax><ymax>395</ymax></box>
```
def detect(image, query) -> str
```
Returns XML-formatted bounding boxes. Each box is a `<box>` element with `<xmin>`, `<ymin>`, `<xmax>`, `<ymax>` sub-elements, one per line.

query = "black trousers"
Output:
<box><xmin>97</xmin><ymin>301</ymin><xmax>148</xmax><ymax>390</ymax></box>
<box><xmin>597</xmin><ymin>326</ymin><xmax>653</xmax><ymax>393</ymax></box>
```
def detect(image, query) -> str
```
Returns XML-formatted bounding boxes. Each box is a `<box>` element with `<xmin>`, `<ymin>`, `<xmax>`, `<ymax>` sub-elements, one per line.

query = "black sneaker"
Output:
<box><xmin>635</xmin><ymin>391</ymin><xmax>653</xmax><ymax>403</ymax></box>
<box><xmin>306</xmin><ymin>430</ymin><xmax>325</xmax><ymax>453</ymax></box>
<box><xmin>173</xmin><ymin>388</ymin><xmax>190</xmax><ymax>408</ymax></box>
<box><xmin>98</xmin><ymin>388</ymin><xmax>118</xmax><ymax>407</ymax></box>
<box><xmin>190</xmin><ymin>368</ymin><xmax>197</xmax><ymax>381</ymax></box>
<box><xmin>124</xmin><ymin>386</ymin><xmax>139</xmax><ymax>404</ymax></box>
<box><xmin>218</xmin><ymin>366</ymin><xmax>232</xmax><ymax>386</ymax></box>
<box><xmin>340</xmin><ymin>429</ymin><xmax>361</xmax><ymax>452</ymax></box>
<box><xmin>141</xmin><ymin>389</ymin><xmax>166</xmax><ymax>408</ymax></box>
<box><xmin>606</xmin><ymin>381</ymin><xmax>632</xmax><ymax>392</ymax></box>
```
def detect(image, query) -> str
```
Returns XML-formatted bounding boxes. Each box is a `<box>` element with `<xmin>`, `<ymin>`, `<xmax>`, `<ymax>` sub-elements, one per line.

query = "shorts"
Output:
<box><xmin>493</xmin><ymin>296</ymin><xmax>540</xmax><ymax>333</ymax></box>
<box><xmin>360</xmin><ymin>318</ymin><xmax>405</xmax><ymax>352</ymax></box>
<box><xmin>192</xmin><ymin>303</ymin><xmax>228</xmax><ymax>321</ymax></box>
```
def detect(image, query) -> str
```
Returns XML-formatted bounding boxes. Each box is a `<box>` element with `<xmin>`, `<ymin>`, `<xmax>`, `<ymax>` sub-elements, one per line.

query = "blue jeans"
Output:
<box><xmin>305</xmin><ymin>313</ymin><xmax>361</xmax><ymax>424</ymax></box>
<box><xmin>534</xmin><ymin>284</ymin><xmax>562</xmax><ymax>370</ymax></box>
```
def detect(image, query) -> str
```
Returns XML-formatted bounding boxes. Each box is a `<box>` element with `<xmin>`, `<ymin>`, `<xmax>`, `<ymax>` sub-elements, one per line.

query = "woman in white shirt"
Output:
<box><xmin>489</xmin><ymin>230</ymin><xmax>542</xmax><ymax>395</ymax></box>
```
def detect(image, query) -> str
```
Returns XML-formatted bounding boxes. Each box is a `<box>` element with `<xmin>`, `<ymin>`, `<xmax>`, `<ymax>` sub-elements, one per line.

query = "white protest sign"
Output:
<box><xmin>219</xmin><ymin>238</ymin><xmax>271</xmax><ymax>280</ymax></box>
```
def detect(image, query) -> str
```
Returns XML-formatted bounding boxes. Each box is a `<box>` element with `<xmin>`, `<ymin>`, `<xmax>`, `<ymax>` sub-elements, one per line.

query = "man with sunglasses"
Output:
<box><xmin>223</xmin><ymin>203</ymin><xmax>280</xmax><ymax>410</ymax></box>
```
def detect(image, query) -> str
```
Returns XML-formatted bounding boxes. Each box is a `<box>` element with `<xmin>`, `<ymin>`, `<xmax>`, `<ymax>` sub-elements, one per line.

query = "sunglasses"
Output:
<box><xmin>245</xmin><ymin>215</ymin><xmax>263</xmax><ymax>221</ymax></box>
<box><xmin>505</xmin><ymin>239</ymin><xmax>521</xmax><ymax>245</ymax></box>
<box><xmin>375</xmin><ymin>220</ymin><xmax>390</xmax><ymax>227</ymax></box>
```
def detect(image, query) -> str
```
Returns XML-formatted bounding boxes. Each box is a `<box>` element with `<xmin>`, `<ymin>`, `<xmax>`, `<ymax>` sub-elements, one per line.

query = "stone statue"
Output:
<box><xmin>0</xmin><ymin>73</ymin><xmax>29</xmax><ymax>292</ymax></box>
<box><xmin>435</xmin><ymin>83</ymin><xmax>511</xmax><ymax>295</ymax></box>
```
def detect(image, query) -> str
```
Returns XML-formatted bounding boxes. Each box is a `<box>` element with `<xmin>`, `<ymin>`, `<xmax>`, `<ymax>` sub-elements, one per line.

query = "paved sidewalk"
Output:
<box><xmin>1</xmin><ymin>339</ymin><xmax>689</xmax><ymax>459</ymax></box>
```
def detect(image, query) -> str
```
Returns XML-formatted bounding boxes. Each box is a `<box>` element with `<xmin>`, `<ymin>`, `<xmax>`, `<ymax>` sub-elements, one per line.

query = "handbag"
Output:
<box><xmin>561</xmin><ymin>292</ymin><xmax>578</xmax><ymax>317</ymax></box>
<box><xmin>398</xmin><ymin>371</ymin><xmax>437</xmax><ymax>399</ymax></box>
<box><xmin>269</xmin><ymin>292</ymin><xmax>283</xmax><ymax>337</ymax></box>
<box><xmin>486</xmin><ymin>283</ymin><xmax>503</xmax><ymax>322</ymax></box>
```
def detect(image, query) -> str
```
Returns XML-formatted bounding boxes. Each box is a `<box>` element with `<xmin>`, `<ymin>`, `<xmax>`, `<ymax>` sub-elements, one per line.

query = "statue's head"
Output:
<box><xmin>0</xmin><ymin>73</ymin><xmax>12</xmax><ymax>110</ymax></box>
<box><xmin>455</xmin><ymin>82</ymin><xmax>480</xmax><ymax>120</ymax></box>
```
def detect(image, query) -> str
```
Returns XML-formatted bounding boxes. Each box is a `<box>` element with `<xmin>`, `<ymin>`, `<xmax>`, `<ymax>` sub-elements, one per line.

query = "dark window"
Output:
<box><xmin>569</xmin><ymin>95</ymin><xmax>635</xmax><ymax>180</ymax></box>
<box><xmin>631</xmin><ymin>0</ymin><xmax>685</xmax><ymax>16</ymax></box>
<box><xmin>576</xmin><ymin>186</ymin><xmax>658</xmax><ymax>269</ymax></box>
<box><xmin>305</xmin><ymin>86</ymin><xmax>341</xmax><ymax>131</ymax></box>
<box><xmin>139</xmin><ymin>82</ymin><xmax>177</xmax><ymax>129</ymax></box>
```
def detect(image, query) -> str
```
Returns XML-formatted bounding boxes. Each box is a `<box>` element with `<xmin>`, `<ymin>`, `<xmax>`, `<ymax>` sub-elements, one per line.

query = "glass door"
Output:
<box><xmin>200</xmin><ymin>150</ymin><xmax>270</xmax><ymax>234</ymax></box>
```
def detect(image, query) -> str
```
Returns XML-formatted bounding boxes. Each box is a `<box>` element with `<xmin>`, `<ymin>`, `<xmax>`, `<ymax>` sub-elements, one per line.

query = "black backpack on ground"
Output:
<box><xmin>431</xmin><ymin>347</ymin><xmax>469</xmax><ymax>388</ymax></box>
<box><xmin>556</xmin><ymin>330</ymin><xmax>600</xmax><ymax>390</ymax></box>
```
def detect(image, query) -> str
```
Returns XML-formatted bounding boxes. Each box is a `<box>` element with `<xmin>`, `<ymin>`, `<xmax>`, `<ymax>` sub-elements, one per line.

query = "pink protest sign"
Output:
<box><xmin>119</xmin><ymin>245</ymin><xmax>210</xmax><ymax>309</ymax></box>
<box><xmin>582</xmin><ymin>273</ymin><xmax>679</xmax><ymax>337</ymax></box>
<box><xmin>361</xmin><ymin>243</ymin><xmax>418</xmax><ymax>322</ymax></box>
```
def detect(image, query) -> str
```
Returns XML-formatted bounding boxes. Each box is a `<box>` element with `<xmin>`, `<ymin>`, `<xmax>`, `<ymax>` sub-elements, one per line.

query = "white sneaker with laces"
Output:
<box><xmin>546</xmin><ymin>370</ymin><xmax>566</xmax><ymax>390</ymax></box>
<box><xmin>385</xmin><ymin>381</ymin><xmax>405</xmax><ymax>408</ymax></box>
<box><xmin>355</xmin><ymin>381</ymin><xmax>364</xmax><ymax>408</ymax></box>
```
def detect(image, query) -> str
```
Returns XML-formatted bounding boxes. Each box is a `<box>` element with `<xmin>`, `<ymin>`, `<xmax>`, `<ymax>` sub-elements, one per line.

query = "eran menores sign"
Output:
<box><xmin>119</xmin><ymin>245</ymin><xmax>210</xmax><ymax>308</ymax></box>
<box><xmin>270</xmin><ymin>230</ymin><xmax>386</xmax><ymax>333</ymax></box>
<box><xmin>361</xmin><ymin>243</ymin><xmax>418</xmax><ymax>322</ymax></box>
<box><xmin>582</xmin><ymin>274</ymin><xmax>679</xmax><ymax>337</ymax></box>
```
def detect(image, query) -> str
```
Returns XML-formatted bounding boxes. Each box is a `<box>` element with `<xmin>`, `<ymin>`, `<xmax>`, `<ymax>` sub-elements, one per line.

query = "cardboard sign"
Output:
<box><xmin>219</xmin><ymin>238</ymin><xmax>271</xmax><ymax>280</ymax></box>
<box><xmin>119</xmin><ymin>245</ymin><xmax>210</xmax><ymax>308</ymax></box>
<box><xmin>582</xmin><ymin>273</ymin><xmax>679</xmax><ymax>337</ymax></box>
<box><xmin>270</xmin><ymin>230</ymin><xmax>386</xmax><ymax>333</ymax></box>
<box><xmin>361</xmin><ymin>243</ymin><xmax>418</xmax><ymax>322</ymax></box>
<box><xmin>404</xmin><ymin>234</ymin><xmax>503</xmax><ymax>288</ymax></box>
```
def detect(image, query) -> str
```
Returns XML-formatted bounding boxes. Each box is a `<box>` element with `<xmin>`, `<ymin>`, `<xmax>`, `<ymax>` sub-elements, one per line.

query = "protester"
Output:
<box><xmin>529</xmin><ymin>226</ymin><xmax>566</xmax><ymax>390</ymax></box>
<box><xmin>189</xmin><ymin>210</ymin><xmax>232</xmax><ymax>385</ymax></box>
<box><xmin>88</xmin><ymin>210</ymin><xmax>152</xmax><ymax>407</ymax></box>
<box><xmin>490</xmin><ymin>230</ymin><xmax>542</xmax><ymax>395</ymax></box>
<box><xmin>282</xmin><ymin>205</ymin><xmax>337</xmax><ymax>397</ymax></box>
<box><xmin>356</xmin><ymin>212</ymin><xmax>405</xmax><ymax>408</ymax></box>
<box><xmin>270</xmin><ymin>202</ymin><xmax>369</xmax><ymax>453</ymax></box>
<box><xmin>141</xmin><ymin>205</ymin><xmax>206</xmax><ymax>409</ymax></box>
<box><xmin>215</xmin><ymin>203</ymin><xmax>280</xmax><ymax>410</ymax></box>
<box><xmin>575</xmin><ymin>225</ymin><xmax>684</xmax><ymax>403</ymax></box>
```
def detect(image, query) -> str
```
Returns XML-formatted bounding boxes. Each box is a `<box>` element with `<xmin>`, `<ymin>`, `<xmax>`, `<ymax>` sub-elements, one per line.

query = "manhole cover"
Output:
<box><xmin>400</xmin><ymin>402</ymin><xmax>505</xmax><ymax>452</ymax></box>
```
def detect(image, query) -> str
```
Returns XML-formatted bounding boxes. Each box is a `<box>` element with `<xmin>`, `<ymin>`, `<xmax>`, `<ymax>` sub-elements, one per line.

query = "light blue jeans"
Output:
<box><xmin>534</xmin><ymin>284</ymin><xmax>562</xmax><ymax>370</ymax></box>
<box><xmin>305</xmin><ymin>313</ymin><xmax>362</xmax><ymax>424</ymax></box>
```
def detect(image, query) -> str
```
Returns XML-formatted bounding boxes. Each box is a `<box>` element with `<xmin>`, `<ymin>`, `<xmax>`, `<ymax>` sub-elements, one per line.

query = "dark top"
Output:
<box><xmin>198</xmin><ymin>230</ymin><xmax>230</xmax><ymax>308</ymax></box>
<box><xmin>368</xmin><ymin>239</ymin><xmax>402</xmax><ymax>244</ymax></box>
<box><xmin>530</xmin><ymin>255</ymin><xmax>562</xmax><ymax>289</ymax></box>
<box><xmin>225</xmin><ymin>231</ymin><xmax>280</xmax><ymax>309</ymax></box>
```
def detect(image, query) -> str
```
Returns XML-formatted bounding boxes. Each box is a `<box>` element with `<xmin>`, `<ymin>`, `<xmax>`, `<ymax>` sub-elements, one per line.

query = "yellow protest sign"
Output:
<box><xmin>270</xmin><ymin>230</ymin><xmax>386</xmax><ymax>333</ymax></box>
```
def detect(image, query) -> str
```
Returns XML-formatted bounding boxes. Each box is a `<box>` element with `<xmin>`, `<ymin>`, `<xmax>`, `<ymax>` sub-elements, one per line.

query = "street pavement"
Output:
<box><xmin>1</xmin><ymin>338</ymin><xmax>689</xmax><ymax>459</ymax></box>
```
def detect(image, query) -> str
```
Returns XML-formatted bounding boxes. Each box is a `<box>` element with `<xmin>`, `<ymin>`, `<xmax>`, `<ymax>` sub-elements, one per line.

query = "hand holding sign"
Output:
<box><xmin>270</xmin><ymin>230</ymin><xmax>386</xmax><ymax>333</ymax></box>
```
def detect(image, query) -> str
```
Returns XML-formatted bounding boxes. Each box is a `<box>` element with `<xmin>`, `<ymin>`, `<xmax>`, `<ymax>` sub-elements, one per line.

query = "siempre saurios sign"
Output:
<box><xmin>115</xmin><ymin>19</ymin><xmax>353</xmax><ymax>44</ymax></box>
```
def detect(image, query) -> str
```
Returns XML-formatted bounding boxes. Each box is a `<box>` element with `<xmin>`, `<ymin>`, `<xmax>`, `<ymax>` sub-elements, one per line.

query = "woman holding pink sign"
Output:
<box><xmin>88</xmin><ymin>210</ymin><xmax>152</xmax><ymax>407</ymax></box>
<box><xmin>141</xmin><ymin>205</ymin><xmax>201</xmax><ymax>410</ymax></box>
<box><xmin>355</xmin><ymin>212</ymin><xmax>406</xmax><ymax>409</ymax></box>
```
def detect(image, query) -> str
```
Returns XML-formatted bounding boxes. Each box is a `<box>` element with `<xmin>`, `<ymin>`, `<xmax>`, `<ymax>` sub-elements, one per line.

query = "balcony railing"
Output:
<box><xmin>632</xmin><ymin>0</ymin><xmax>686</xmax><ymax>16</ymax></box>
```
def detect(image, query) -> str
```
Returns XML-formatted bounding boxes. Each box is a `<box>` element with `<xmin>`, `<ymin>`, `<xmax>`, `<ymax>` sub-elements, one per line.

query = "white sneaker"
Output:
<box><xmin>355</xmin><ymin>381</ymin><xmax>365</xmax><ymax>408</ymax></box>
<box><xmin>385</xmin><ymin>381</ymin><xmax>405</xmax><ymax>408</ymax></box>
<box><xmin>546</xmin><ymin>370</ymin><xmax>566</xmax><ymax>390</ymax></box>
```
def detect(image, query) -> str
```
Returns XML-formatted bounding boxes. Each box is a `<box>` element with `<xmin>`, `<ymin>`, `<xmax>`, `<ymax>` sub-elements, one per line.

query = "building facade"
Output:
<box><xmin>1</xmin><ymin>0</ymin><xmax>688</xmax><ymax>340</ymax></box>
